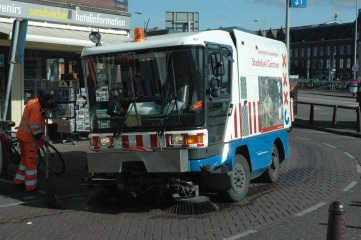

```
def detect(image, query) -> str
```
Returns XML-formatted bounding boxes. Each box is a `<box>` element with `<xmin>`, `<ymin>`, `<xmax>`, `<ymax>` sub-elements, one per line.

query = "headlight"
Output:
<box><xmin>99</xmin><ymin>137</ymin><xmax>112</xmax><ymax>146</ymax></box>
<box><xmin>171</xmin><ymin>135</ymin><xmax>184</xmax><ymax>145</ymax></box>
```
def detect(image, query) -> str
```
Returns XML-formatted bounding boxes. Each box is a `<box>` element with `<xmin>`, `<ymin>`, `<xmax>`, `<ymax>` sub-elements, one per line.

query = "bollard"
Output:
<box><xmin>309</xmin><ymin>104</ymin><xmax>314</xmax><ymax>125</ymax></box>
<box><xmin>326</xmin><ymin>201</ymin><xmax>346</xmax><ymax>240</ymax></box>
<box><xmin>331</xmin><ymin>106</ymin><xmax>337</xmax><ymax>128</ymax></box>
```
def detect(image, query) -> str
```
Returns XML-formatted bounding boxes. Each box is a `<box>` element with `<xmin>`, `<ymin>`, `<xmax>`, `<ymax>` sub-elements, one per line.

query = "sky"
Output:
<box><xmin>128</xmin><ymin>0</ymin><xmax>361</xmax><ymax>32</ymax></box>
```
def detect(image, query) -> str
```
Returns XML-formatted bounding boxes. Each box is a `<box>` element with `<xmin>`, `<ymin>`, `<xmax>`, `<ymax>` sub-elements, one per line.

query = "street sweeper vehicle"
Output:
<box><xmin>81</xmin><ymin>27</ymin><xmax>292</xmax><ymax>205</ymax></box>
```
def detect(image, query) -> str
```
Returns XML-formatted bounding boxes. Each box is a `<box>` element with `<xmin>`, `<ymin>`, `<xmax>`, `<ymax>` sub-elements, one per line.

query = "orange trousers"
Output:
<box><xmin>13</xmin><ymin>140</ymin><xmax>38</xmax><ymax>191</ymax></box>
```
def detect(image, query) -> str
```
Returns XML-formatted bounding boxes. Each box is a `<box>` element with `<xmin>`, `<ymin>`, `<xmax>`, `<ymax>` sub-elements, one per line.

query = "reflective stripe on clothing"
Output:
<box><xmin>14</xmin><ymin>173</ymin><xmax>25</xmax><ymax>181</ymax></box>
<box><xmin>25</xmin><ymin>179</ymin><xmax>37</xmax><ymax>186</ymax></box>
<box><xmin>19</xmin><ymin>123</ymin><xmax>31</xmax><ymax>132</ymax></box>
<box><xmin>18</xmin><ymin>164</ymin><xmax>25</xmax><ymax>170</ymax></box>
<box><xmin>26</xmin><ymin>169</ymin><xmax>37</xmax><ymax>175</ymax></box>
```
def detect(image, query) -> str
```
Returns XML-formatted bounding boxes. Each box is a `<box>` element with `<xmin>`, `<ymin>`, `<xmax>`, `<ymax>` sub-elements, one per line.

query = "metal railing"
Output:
<box><xmin>298</xmin><ymin>101</ymin><xmax>361</xmax><ymax>133</ymax></box>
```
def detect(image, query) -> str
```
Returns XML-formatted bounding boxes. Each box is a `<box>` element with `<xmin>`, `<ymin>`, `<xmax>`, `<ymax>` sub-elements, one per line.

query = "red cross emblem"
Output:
<box><xmin>282</xmin><ymin>54</ymin><xmax>287</xmax><ymax>68</ymax></box>
<box><xmin>284</xmin><ymin>91</ymin><xmax>289</xmax><ymax>105</ymax></box>
<box><xmin>283</xmin><ymin>73</ymin><xmax>288</xmax><ymax>87</ymax></box>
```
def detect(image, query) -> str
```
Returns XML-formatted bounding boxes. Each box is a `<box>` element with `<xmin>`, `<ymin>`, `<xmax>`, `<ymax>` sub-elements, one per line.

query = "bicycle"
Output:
<box><xmin>0</xmin><ymin>120</ymin><xmax>65</xmax><ymax>177</ymax></box>
<box><xmin>0</xmin><ymin>120</ymin><xmax>20</xmax><ymax>177</ymax></box>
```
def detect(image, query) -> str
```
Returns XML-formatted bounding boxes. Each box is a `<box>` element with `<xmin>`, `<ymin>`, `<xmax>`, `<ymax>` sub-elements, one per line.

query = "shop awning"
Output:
<box><xmin>0</xmin><ymin>19</ymin><xmax>131</xmax><ymax>47</ymax></box>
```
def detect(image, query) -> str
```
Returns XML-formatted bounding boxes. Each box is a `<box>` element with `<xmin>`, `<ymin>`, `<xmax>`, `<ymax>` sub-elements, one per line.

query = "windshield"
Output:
<box><xmin>82</xmin><ymin>46</ymin><xmax>206</xmax><ymax>133</ymax></box>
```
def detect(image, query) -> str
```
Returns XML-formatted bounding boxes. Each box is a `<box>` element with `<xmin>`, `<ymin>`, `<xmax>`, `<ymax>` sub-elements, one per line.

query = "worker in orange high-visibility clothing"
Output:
<box><xmin>13</xmin><ymin>89</ymin><xmax>52</xmax><ymax>192</ymax></box>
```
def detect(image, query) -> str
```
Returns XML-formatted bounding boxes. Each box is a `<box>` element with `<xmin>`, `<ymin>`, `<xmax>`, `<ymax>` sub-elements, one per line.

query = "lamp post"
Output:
<box><xmin>331</xmin><ymin>53</ymin><xmax>336</xmax><ymax>81</ymax></box>
<box><xmin>254</xmin><ymin>19</ymin><xmax>265</xmax><ymax>36</ymax></box>
<box><xmin>354</xmin><ymin>0</ymin><xmax>358</xmax><ymax>80</ymax></box>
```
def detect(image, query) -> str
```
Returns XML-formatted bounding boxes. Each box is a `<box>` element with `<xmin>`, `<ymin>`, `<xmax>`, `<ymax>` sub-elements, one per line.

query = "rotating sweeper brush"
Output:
<box><xmin>164</xmin><ymin>180</ymin><xmax>219</xmax><ymax>215</ymax></box>
<box><xmin>165</xmin><ymin>195</ymin><xmax>219</xmax><ymax>215</ymax></box>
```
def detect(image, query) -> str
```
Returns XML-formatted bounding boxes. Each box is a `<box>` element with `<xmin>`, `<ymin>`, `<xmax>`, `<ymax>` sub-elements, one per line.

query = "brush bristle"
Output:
<box><xmin>165</xmin><ymin>196</ymin><xmax>219</xmax><ymax>215</ymax></box>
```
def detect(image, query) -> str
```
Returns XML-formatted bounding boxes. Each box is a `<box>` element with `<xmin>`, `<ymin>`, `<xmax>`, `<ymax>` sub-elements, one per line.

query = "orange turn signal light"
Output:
<box><xmin>186</xmin><ymin>135</ymin><xmax>204</xmax><ymax>144</ymax></box>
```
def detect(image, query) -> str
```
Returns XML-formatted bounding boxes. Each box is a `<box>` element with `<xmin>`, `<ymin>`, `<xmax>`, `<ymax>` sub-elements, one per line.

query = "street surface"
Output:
<box><xmin>0</xmin><ymin>90</ymin><xmax>360</xmax><ymax>239</ymax></box>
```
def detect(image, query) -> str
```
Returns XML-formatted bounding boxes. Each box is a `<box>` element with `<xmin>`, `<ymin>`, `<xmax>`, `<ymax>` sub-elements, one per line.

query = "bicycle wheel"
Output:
<box><xmin>5</xmin><ymin>139</ymin><xmax>21</xmax><ymax>178</ymax></box>
<box><xmin>9</xmin><ymin>139</ymin><xmax>21</xmax><ymax>165</ymax></box>
<box><xmin>37</xmin><ymin>144</ymin><xmax>65</xmax><ymax>174</ymax></box>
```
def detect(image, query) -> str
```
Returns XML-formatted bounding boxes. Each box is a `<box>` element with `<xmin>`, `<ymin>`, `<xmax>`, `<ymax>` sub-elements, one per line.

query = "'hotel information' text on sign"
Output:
<box><xmin>0</xmin><ymin>0</ymin><xmax>130</xmax><ymax>29</ymax></box>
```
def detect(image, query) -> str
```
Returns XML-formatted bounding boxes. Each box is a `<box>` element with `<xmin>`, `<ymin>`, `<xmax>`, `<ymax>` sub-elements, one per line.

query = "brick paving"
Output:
<box><xmin>0</xmin><ymin>125</ymin><xmax>360</xmax><ymax>239</ymax></box>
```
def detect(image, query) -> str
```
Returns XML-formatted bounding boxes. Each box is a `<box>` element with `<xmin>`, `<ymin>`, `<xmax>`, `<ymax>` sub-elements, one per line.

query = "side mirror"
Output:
<box><xmin>211</xmin><ymin>53</ymin><xmax>224</xmax><ymax>76</ymax></box>
<box><xmin>209</xmin><ymin>78</ymin><xmax>222</xmax><ymax>98</ymax></box>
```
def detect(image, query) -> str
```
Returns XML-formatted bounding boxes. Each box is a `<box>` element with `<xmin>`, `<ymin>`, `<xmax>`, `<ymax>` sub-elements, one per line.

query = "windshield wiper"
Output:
<box><xmin>113</xmin><ymin>63</ymin><xmax>141</xmax><ymax>138</ymax></box>
<box><xmin>157</xmin><ymin>58</ymin><xmax>183</xmax><ymax>137</ymax></box>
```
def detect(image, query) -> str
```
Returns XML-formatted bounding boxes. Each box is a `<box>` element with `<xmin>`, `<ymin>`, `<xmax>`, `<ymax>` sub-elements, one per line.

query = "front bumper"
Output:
<box><xmin>87</xmin><ymin>149</ymin><xmax>189</xmax><ymax>173</ymax></box>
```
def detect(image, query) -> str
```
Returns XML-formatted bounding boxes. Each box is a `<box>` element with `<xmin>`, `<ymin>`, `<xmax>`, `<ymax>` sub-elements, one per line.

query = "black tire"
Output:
<box><xmin>261</xmin><ymin>144</ymin><xmax>280</xmax><ymax>183</ymax></box>
<box><xmin>226</xmin><ymin>155</ymin><xmax>250</xmax><ymax>202</ymax></box>
<box><xmin>37</xmin><ymin>144</ymin><xmax>65</xmax><ymax>174</ymax></box>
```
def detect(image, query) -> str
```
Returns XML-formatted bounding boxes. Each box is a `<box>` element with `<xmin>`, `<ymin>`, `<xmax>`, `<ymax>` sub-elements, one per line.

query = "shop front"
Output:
<box><xmin>0</xmin><ymin>0</ymin><xmax>131</xmax><ymax>137</ymax></box>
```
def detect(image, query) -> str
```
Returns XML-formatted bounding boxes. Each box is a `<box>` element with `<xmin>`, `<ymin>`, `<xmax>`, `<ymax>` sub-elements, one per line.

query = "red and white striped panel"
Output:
<box><xmin>233</xmin><ymin>103</ymin><xmax>241</xmax><ymax>139</ymax></box>
<box><xmin>121</xmin><ymin>133</ymin><xmax>158</xmax><ymax>149</ymax></box>
<box><xmin>248</xmin><ymin>101</ymin><xmax>260</xmax><ymax>135</ymax></box>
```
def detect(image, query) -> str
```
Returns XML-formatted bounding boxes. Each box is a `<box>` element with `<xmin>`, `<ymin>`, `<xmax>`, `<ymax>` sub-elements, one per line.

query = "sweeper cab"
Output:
<box><xmin>81</xmin><ymin>27</ymin><xmax>292</xmax><ymax>206</ymax></box>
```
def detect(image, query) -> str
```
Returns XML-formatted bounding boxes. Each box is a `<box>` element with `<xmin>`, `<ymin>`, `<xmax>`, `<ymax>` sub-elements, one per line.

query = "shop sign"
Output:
<box><xmin>0</xmin><ymin>0</ymin><xmax>130</xmax><ymax>29</ymax></box>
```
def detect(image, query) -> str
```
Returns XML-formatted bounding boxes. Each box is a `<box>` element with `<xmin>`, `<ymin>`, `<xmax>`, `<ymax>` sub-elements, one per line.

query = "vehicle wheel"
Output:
<box><xmin>226</xmin><ymin>155</ymin><xmax>250</xmax><ymax>202</ymax></box>
<box><xmin>262</xmin><ymin>144</ymin><xmax>280</xmax><ymax>183</ymax></box>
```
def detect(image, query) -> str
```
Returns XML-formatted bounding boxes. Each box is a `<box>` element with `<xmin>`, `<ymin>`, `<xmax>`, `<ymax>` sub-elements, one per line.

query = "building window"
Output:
<box><xmin>333</xmin><ymin>46</ymin><xmax>337</xmax><ymax>54</ymax></box>
<box><xmin>319</xmin><ymin>59</ymin><xmax>323</xmax><ymax>69</ymax></box>
<box><xmin>294</xmin><ymin>48</ymin><xmax>298</xmax><ymax>58</ymax></box>
<box><xmin>339</xmin><ymin>59</ymin><xmax>344</xmax><ymax>69</ymax></box>
<box><xmin>307</xmin><ymin>47</ymin><xmax>311</xmax><ymax>57</ymax></box>
<box><xmin>326</xmin><ymin>46</ymin><xmax>331</xmax><ymax>56</ymax></box>
<box><xmin>300</xmin><ymin>48</ymin><xmax>304</xmax><ymax>57</ymax></box>
<box><xmin>313</xmin><ymin>47</ymin><xmax>318</xmax><ymax>57</ymax></box>
<box><xmin>326</xmin><ymin>59</ymin><xmax>330</xmax><ymax>69</ymax></box>
<box><xmin>346</xmin><ymin>58</ymin><xmax>351</xmax><ymax>68</ymax></box>
<box><xmin>347</xmin><ymin>45</ymin><xmax>352</xmax><ymax>55</ymax></box>
<box><xmin>339</xmin><ymin>45</ymin><xmax>344</xmax><ymax>55</ymax></box>
<box><xmin>312</xmin><ymin>59</ymin><xmax>317</xmax><ymax>69</ymax></box>
<box><xmin>319</xmin><ymin>47</ymin><xmax>324</xmax><ymax>57</ymax></box>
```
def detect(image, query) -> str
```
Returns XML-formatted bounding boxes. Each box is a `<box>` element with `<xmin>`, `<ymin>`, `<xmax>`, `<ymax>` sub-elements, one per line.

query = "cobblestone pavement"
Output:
<box><xmin>0</xmin><ymin>126</ymin><xmax>360</xmax><ymax>240</ymax></box>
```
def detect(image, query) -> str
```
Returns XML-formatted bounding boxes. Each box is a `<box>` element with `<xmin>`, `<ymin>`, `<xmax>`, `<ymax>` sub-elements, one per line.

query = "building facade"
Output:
<box><xmin>257</xmin><ymin>14</ymin><xmax>360</xmax><ymax>82</ymax></box>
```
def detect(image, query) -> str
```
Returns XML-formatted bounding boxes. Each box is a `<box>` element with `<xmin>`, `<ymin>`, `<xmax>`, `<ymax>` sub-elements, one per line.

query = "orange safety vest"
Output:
<box><xmin>16</xmin><ymin>98</ymin><xmax>46</xmax><ymax>143</ymax></box>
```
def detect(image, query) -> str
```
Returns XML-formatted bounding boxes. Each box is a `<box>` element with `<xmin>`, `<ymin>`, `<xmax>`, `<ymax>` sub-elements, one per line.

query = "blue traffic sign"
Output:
<box><xmin>352</xmin><ymin>65</ymin><xmax>358</xmax><ymax>72</ymax></box>
<box><xmin>290</xmin><ymin>0</ymin><xmax>307</xmax><ymax>8</ymax></box>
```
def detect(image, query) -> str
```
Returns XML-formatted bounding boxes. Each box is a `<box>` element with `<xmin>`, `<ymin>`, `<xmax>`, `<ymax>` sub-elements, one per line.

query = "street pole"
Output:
<box><xmin>286</xmin><ymin>0</ymin><xmax>290</xmax><ymax>74</ymax></box>
<box><xmin>2</xmin><ymin>20</ymin><xmax>20</xmax><ymax>120</ymax></box>
<box><xmin>354</xmin><ymin>0</ymin><xmax>358</xmax><ymax>80</ymax></box>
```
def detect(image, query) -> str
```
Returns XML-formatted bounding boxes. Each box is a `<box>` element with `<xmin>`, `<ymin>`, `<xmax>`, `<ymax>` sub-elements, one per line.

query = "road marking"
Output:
<box><xmin>344</xmin><ymin>152</ymin><xmax>355</xmax><ymax>159</ymax></box>
<box><xmin>343</xmin><ymin>181</ymin><xmax>358</xmax><ymax>192</ymax></box>
<box><xmin>356</xmin><ymin>165</ymin><xmax>361</xmax><ymax>174</ymax></box>
<box><xmin>0</xmin><ymin>201</ymin><xmax>25</xmax><ymax>208</ymax></box>
<box><xmin>294</xmin><ymin>202</ymin><xmax>326</xmax><ymax>217</ymax></box>
<box><xmin>295</xmin><ymin>137</ymin><xmax>311</xmax><ymax>141</ymax></box>
<box><xmin>322</xmin><ymin>143</ymin><xmax>336</xmax><ymax>148</ymax></box>
<box><xmin>223</xmin><ymin>230</ymin><xmax>257</xmax><ymax>240</ymax></box>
